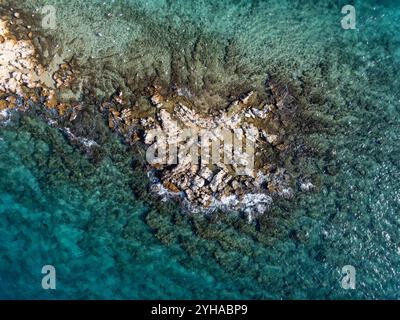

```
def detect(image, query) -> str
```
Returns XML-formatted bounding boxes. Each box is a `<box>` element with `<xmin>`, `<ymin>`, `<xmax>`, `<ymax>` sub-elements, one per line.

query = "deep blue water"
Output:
<box><xmin>1</xmin><ymin>0</ymin><xmax>400</xmax><ymax>299</ymax></box>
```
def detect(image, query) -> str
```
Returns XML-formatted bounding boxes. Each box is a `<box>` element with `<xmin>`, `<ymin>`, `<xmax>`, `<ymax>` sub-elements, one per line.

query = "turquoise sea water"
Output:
<box><xmin>1</xmin><ymin>0</ymin><xmax>400</xmax><ymax>299</ymax></box>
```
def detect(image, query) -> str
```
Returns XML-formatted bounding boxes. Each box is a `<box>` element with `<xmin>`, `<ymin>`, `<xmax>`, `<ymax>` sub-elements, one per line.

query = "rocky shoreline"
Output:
<box><xmin>0</xmin><ymin>12</ymin><xmax>78</xmax><ymax>121</ymax></box>
<box><xmin>0</xmin><ymin>10</ymin><xmax>315</xmax><ymax>221</ymax></box>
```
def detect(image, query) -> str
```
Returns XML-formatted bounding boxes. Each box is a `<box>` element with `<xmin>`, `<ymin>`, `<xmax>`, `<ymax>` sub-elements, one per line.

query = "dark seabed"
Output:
<box><xmin>0</xmin><ymin>0</ymin><xmax>400</xmax><ymax>299</ymax></box>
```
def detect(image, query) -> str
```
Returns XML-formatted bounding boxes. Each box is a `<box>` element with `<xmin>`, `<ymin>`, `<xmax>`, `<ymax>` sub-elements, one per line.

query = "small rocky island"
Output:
<box><xmin>104</xmin><ymin>83</ymin><xmax>314</xmax><ymax>221</ymax></box>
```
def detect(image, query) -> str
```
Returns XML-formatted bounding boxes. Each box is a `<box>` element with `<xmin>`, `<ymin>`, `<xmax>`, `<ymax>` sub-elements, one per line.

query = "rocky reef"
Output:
<box><xmin>0</xmin><ymin>9</ymin><xmax>315</xmax><ymax>222</ymax></box>
<box><xmin>103</xmin><ymin>82</ymin><xmax>315</xmax><ymax>221</ymax></box>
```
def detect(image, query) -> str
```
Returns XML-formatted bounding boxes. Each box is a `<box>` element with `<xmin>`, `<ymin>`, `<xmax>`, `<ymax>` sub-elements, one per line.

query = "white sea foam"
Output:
<box><xmin>63</xmin><ymin>127</ymin><xmax>99</xmax><ymax>149</ymax></box>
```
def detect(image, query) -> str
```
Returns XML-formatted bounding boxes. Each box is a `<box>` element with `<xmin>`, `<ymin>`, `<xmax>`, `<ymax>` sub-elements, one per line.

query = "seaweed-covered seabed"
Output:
<box><xmin>0</xmin><ymin>0</ymin><xmax>400</xmax><ymax>299</ymax></box>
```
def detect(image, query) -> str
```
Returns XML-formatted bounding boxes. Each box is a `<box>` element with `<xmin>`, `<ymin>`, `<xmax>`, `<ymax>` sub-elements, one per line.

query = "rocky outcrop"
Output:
<box><xmin>0</xmin><ymin>17</ymin><xmax>77</xmax><ymax>121</ymax></box>
<box><xmin>104</xmin><ymin>82</ymin><xmax>310</xmax><ymax>221</ymax></box>
<box><xmin>0</xmin><ymin>11</ymin><xmax>314</xmax><ymax>221</ymax></box>
<box><xmin>0</xmin><ymin>19</ymin><xmax>44</xmax><ymax>95</ymax></box>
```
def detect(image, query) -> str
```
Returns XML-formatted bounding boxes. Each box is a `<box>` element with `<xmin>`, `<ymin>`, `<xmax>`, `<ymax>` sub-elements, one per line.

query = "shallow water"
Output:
<box><xmin>1</xmin><ymin>0</ymin><xmax>400</xmax><ymax>299</ymax></box>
